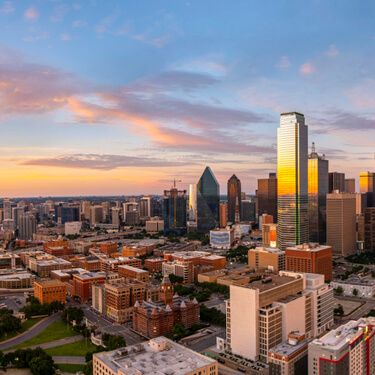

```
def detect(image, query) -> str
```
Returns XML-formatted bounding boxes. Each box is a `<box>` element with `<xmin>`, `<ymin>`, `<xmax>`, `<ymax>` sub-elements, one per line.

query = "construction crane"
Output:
<box><xmin>171</xmin><ymin>179</ymin><xmax>182</xmax><ymax>189</ymax></box>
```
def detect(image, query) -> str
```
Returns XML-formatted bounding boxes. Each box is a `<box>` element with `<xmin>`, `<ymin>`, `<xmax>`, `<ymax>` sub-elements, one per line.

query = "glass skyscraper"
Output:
<box><xmin>277</xmin><ymin>112</ymin><xmax>308</xmax><ymax>250</ymax></box>
<box><xmin>163</xmin><ymin>187</ymin><xmax>187</xmax><ymax>236</ymax></box>
<box><xmin>197</xmin><ymin>167</ymin><xmax>220</xmax><ymax>233</ymax></box>
<box><xmin>227</xmin><ymin>174</ymin><xmax>241</xmax><ymax>224</ymax></box>
<box><xmin>308</xmin><ymin>142</ymin><xmax>328</xmax><ymax>243</ymax></box>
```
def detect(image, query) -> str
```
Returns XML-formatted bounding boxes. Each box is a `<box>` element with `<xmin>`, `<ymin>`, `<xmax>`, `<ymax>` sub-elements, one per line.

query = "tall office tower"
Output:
<box><xmin>11</xmin><ymin>206</ymin><xmax>25</xmax><ymax>229</ymax></box>
<box><xmin>197</xmin><ymin>167</ymin><xmax>220</xmax><ymax>233</ymax></box>
<box><xmin>18</xmin><ymin>213</ymin><xmax>37</xmax><ymax>240</ymax></box>
<box><xmin>364</xmin><ymin>207</ymin><xmax>375</xmax><ymax>251</ymax></box>
<box><xmin>111</xmin><ymin>207</ymin><xmax>121</xmax><ymax>228</ymax></box>
<box><xmin>55</xmin><ymin>204</ymin><xmax>80</xmax><ymax>224</ymax></box>
<box><xmin>90</xmin><ymin>205</ymin><xmax>104</xmax><ymax>227</ymax></box>
<box><xmin>151</xmin><ymin>197</ymin><xmax>163</xmax><ymax>217</ymax></box>
<box><xmin>345</xmin><ymin>178</ymin><xmax>356</xmax><ymax>193</ymax></box>
<box><xmin>328</xmin><ymin>172</ymin><xmax>345</xmax><ymax>193</ymax></box>
<box><xmin>326</xmin><ymin>192</ymin><xmax>356</xmax><ymax>256</ymax></box>
<box><xmin>360</xmin><ymin>171</ymin><xmax>375</xmax><ymax>207</ymax></box>
<box><xmin>226</xmin><ymin>271</ymin><xmax>333</xmax><ymax>363</ymax></box>
<box><xmin>2</xmin><ymin>198</ymin><xmax>12</xmax><ymax>220</ymax></box>
<box><xmin>308</xmin><ymin>317</ymin><xmax>375</xmax><ymax>375</ymax></box>
<box><xmin>277</xmin><ymin>112</ymin><xmax>308</xmax><ymax>250</ymax></box>
<box><xmin>123</xmin><ymin>202</ymin><xmax>140</xmax><ymax>226</ymax></box>
<box><xmin>241</xmin><ymin>200</ymin><xmax>256</xmax><ymax>222</ymax></box>
<box><xmin>257</xmin><ymin>173</ymin><xmax>277</xmax><ymax>221</ymax></box>
<box><xmin>188</xmin><ymin>184</ymin><xmax>197</xmax><ymax>221</ymax></box>
<box><xmin>80</xmin><ymin>200</ymin><xmax>91</xmax><ymax>221</ymax></box>
<box><xmin>219</xmin><ymin>202</ymin><xmax>228</xmax><ymax>228</ymax></box>
<box><xmin>139</xmin><ymin>196</ymin><xmax>151</xmax><ymax>218</ymax></box>
<box><xmin>227</xmin><ymin>175</ymin><xmax>242</xmax><ymax>224</ymax></box>
<box><xmin>308</xmin><ymin>142</ymin><xmax>329</xmax><ymax>243</ymax></box>
<box><xmin>163</xmin><ymin>186</ymin><xmax>187</xmax><ymax>235</ymax></box>
<box><xmin>101</xmin><ymin>201</ymin><xmax>111</xmax><ymax>222</ymax></box>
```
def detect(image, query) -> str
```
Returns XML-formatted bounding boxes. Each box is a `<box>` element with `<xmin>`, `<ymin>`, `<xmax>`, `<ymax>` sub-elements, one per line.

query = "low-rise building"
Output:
<box><xmin>99</xmin><ymin>257</ymin><xmax>142</xmax><ymax>273</ymax></box>
<box><xmin>34</xmin><ymin>279</ymin><xmax>67</xmax><ymax>304</ymax></box>
<box><xmin>330</xmin><ymin>277</ymin><xmax>375</xmax><ymax>298</ymax></box>
<box><xmin>118</xmin><ymin>265</ymin><xmax>149</xmax><ymax>283</ymax></box>
<box><xmin>145</xmin><ymin>219</ymin><xmax>164</xmax><ymax>233</ymax></box>
<box><xmin>144</xmin><ymin>257</ymin><xmax>164</xmax><ymax>274</ymax></box>
<box><xmin>43</xmin><ymin>239</ymin><xmax>73</xmax><ymax>257</ymax></box>
<box><xmin>28</xmin><ymin>253</ymin><xmax>72</xmax><ymax>277</ymax></box>
<box><xmin>0</xmin><ymin>252</ymin><xmax>21</xmax><ymax>269</ymax></box>
<box><xmin>73</xmin><ymin>271</ymin><xmax>106</xmax><ymax>302</ymax></box>
<box><xmin>64</xmin><ymin>221</ymin><xmax>82</xmax><ymax>235</ymax></box>
<box><xmin>209</xmin><ymin>228</ymin><xmax>234</xmax><ymax>249</ymax></box>
<box><xmin>248</xmin><ymin>247</ymin><xmax>285</xmax><ymax>272</ymax></box>
<box><xmin>93</xmin><ymin>336</ymin><xmax>218</xmax><ymax>375</ymax></box>
<box><xmin>0</xmin><ymin>270</ymin><xmax>33</xmax><ymax>289</ymax></box>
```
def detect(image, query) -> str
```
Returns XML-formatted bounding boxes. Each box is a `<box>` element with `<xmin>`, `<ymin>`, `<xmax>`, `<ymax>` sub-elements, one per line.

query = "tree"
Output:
<box><xmin>334</xmin><ymin>304</ymin><xmax>344</xmax><ymax>316</ymax></box>
<box><xmin>168</xmin><ymin>274</ymin><xmax>184</xmax><ymax>284</ymax></box>
<box><xmin>29</xmin><ymin>356</ymin><xmax>55</xmax><ymax>375</ymax></box>
<box><xmin>352</xmin><ymin>288</ymin><xmax>359</xmax><ymax>297</ymax></box>
<box><xmin>63</xmin><ymin>307</ymin><xmax>84</xmax><ymax>325</ymax></box>
<box><xmin>172</xmin><ymin>324</ymin><xmax>186</xmax><ymax>340</ymax></box>
<box><xmin>334</xmin><ymin>286</ymin><xmax>343</xmax><ymax>296</ymax></box>
<box><xmin>102</xmin><ymin>334</ymin><xmax>126</xmax><ymax>350</ymax></box>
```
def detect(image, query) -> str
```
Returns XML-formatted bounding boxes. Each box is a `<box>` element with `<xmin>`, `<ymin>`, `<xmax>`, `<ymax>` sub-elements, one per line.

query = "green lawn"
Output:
<box><xmin>46</xmin><ymin>339</ymin><xmax>97</xmax><ymax>357</ymax></box>
<box><xmin>56</xmin><ymin>363</ymin><xmax>86</xmax><ymax>373</ymax></box>
<box><xmin>10</xmin><ymin>320</ymin><xmax>77</xmax><ymax>350</ymax></box>
<box><xmin>0</xmin><ymin>317</ymin><xmax>44</xmax><ymax>343</ymax></box>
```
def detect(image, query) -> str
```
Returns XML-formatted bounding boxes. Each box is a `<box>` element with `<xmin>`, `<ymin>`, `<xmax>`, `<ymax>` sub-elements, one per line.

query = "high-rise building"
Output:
<box><xmin>219</xmin><ymin>202</ymin><xmax>227</xmax><ymax>228</ymax></box>
<box><xmin>257</xmin><ymin>173</ymin><xmax>277</xmax><ymax>221</ymax></box>
<box><xmin>364</xmin><ymin>207</ymin><xmax>375</xmax><ymax>251</ymax></box>
<box><xmin>2</xmin><ymin>198</ymin><xmax>12</xmax><ymax>220</ymax></box>
<box><xmin>345</xmin><ymin>178</ymin><xmax>356</xmax><ymax>193</ymax></box>
<box><xmin>18</xmin><ymin>213</ymin><xmax>37</xmax><ymax>240</ymax></box>
<box><xmin>111</xmin><ymin>207</ymin><xmax>121</xmax><ymax>228</ymax></box>
<box><xmin>197</xmin><ymin>167</ymin><xmax>219</xmax><ymax>233</ymax></box>
<box><xmin>227</xmin><ymin>174</ymin><xmax>241</xmax><ymax>224</ymax></box>
<box><xmin>90</xmin><ymin>205</ymin><xmax>104</xmax><ymax>227</ymax></box>
<box><xmin>55</xmin><ymin>204</ymin><xmax>80</xmax><ymax>224</ymax></box>
<box><xmin>12</xmin><ymin>206</ymin><xmax>25</xmax><ymax>228</ymax></box>
<box><xmin>308</xmin><ymin>142</ymin><xmax>329</xmax><ymax>243</ymax></box>
<box><xmin>277</xmin><ymin>112</ymin><xmax>308</xmax><ymax>250</ymax></box>
<box><xmin>329</xmin><ymin>172</ymin><xmax>345</xmax><ymax>193</ymax></box>
<box><xmin>360</xmin><ymin>171</ymin><xmax>375</xmax><ymax>208</ymax></box>
<box><xmin>80</xmin><ymin>200</ymin><xmax>91</xmax><ymax>221</ymax></box>
<box><xmin>262</xmin><ymin>223</ymin><xmax>278</xmax><ymax>248</ymax></box>
<box><xmin>140</xmin><ymin>196</ymin><xmax>152</xmax><ymax>218</ymax></box>
<box><xmin>285</xmin><ymin>243</ymin><xmax>333</xmax><ymax>281</ymax></box>
<box><xmin>123</xmin><ymin>202</ymin><xmax>140</xmax><ymax>226</ymax></box>
<box><xmin>226</xmin><ymin>271</ymin><xmax>333</xmax><ymax>363</ymax></box>
<box><xmin>326</xmin><ymin>192</ymin><xmax>356</xmax><ymax>256</ymax></box>
<box><xmin>163</xmin><ymin>186</ymin><xmax>187</xmax><ymax>236</ymax></box>
<box><xmin>188</xmin><ymin>184</ymin><xmax>197</xmax><ymax>222</ymax></box>
<box><xmin>241</xmin><ymin>200</ymin><xmax>256</xmax><ymax>222</ymax></box>
<box><xmin>308</xmin><ymin>317</ymin><xmax>375</xmax><ymax>375</ymax></box>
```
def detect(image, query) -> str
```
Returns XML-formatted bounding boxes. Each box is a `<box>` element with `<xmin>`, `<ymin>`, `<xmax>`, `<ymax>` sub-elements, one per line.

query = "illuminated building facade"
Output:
<box><xmin>257</xmin><ymin>173</ymin><xmax>277</xmax><ymax>221</ymax></box>
<box><xmin>277</xmin><ymin>112</ymin><xmax>308</xmax><ymax>250</ymax></box>
<box><xmin>227</xmin><ymin>174</ymin><xmax>241</xmax><ymax>224</ymax></box>
<box><xmin>163</xmin><ymin>186</ymin><xmax>187</xmax><ymax>236</ymax></box>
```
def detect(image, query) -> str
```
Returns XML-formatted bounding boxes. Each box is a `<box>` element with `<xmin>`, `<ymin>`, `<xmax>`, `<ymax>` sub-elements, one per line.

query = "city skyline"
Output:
<box><xmin>1</xmin><ymin>1</ymin><xmax>375</xmax><ymax>196</ymax></box>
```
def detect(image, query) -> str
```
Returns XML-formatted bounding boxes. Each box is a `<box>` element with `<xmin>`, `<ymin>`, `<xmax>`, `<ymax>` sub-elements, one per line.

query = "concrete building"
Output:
<box><xmin>285</xmin><ymin>243</ymin><xmax>333</xmax><ymax>281</ymax></box>
<box><xmin>90</xmin><ymin>205</ymin><xmax>104</xmax><ymax>227</ymax></box>
<box><xmin>364</xmin><ymin>207</ymin><xmax>375</xmax><ymax>251</ymax></box>
<box><xmin>18</xmin><ymin>213</ymin><xmax>37</xmax><ymax>240</ymax></box>
<box><xmin>327</xmin><ymin>192</ymin><xmax>356</xmax><ymax>256</ymax></box>
<box><xmin>145</xmin><ymin>219</ymin><xmax>164</xmax><ymax>233</ymax></box>
<box><xmin>65</xmin><ymin>221</ymin><xmax>82</xmax><ymax>235</ymax></box>
<box><xmin>28</xmin><ymin>254</ymin><xmax>72</xmax><ymax>277</ymax></box>
<box><xmin>92</xmin><ymin>284</ymin><xmax>106</xmax><ymax>314</ymax></box>
<box><xmin>262</xmin><ymin>223</ymin><xmax>278</xmax><ymax>248</ymax></box>
<box><xmin>330</xmin><ymin>277</ymin><xmax>375</xmax><ymax>298</ymax></box>
<box><xmin>226</xmin><ymin>272</ymin><xmax>333</xmax><ymax>363</ymax></box>
<box><xmin>268</xmin><ymin>332</ymin><xmax>309</xmax><ymax>375</ymax></box>
<box><xmin>209</xmin><ymin>228</ymin><xmax>234</xmax><ymax>250</ymax></box>
<box><xmin>99</xmin><ymin>257</ymin><xmax>142</xmax><ymax>273</ymax></box>
<box><xmin>0</xmin><ymin>270</ymin><xmax>33</xmax><ymax>289</ymax></box>
<box><xmin>248</xmin><ymin>247</ymin><xmax>285</xmax><ymax>272</ymax></box>
<box><xmin>93</xmin><ymin>336</ymin><xmax>218</xmax><ymax>375</ymax></box>
<box><xmin>308</xmin><ymin>317</ymin><xmax>375</xmax><ymax>375</ymax></box>
<box><xmin>34</xmin><ymin>279</ymin><xmax>66</xmax><ymax>304</ymax></box>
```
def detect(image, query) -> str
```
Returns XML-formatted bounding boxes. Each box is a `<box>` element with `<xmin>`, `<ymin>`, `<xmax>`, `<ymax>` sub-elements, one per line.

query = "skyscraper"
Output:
<box><xmin>328</xmin><ymin>172</ymin><xmax>345</xmax><ymax>193</ymax></box>
<box><xmin>163</xmin><ymin>186</ymin><xmax>187</xmax><ymax>236</ymax></box>
<box><xmin>277</xmin><ymin>112</ymin><xmax>308</xmax><ymax>250</ymax></box>
<box><xmin>139</xmin><ymin>196</ymin><xmax>152</xmax><ymax>218</ymax></box>
<box><xmin>227</xmin><ymin>174</ymin><xmax>241</xmax><ymax>224</ymax></box>
<box><xmin>360</xmin><ymin>171</ymin><xmax>375</xmax><ymax>207</ymax></box>
<box><xmin>257</xmin><ymin>173</ymin><xmax>277</xmax><ymax>221</ymax></box>
<box><xmin>188</xmin><ymin>184</ymin><xmax>197</xmax><ymax>222</ymax></box>
<box><xmin>18</xmin><ymin>213</ymin><xmax>37</xmax><ymax>240</ymax></box>
<box><xmin>219</xmin><ymin>202</ymin><xmax>228</xmax><ymax>228</ymax></box>
<box><xmin>308</xmin><ymin>142</ymin><xmax>329</xmax><ymax>243</ymax></box>
<box><xmin>2</xmin><ymin>198</ymin><xmax>12</xmax><ymax>220</ymax></box>
<box><xmin>345</xmin><ymin>178</ymin><xmax>356</xmax><ymax>193</ymax></box>
<box><xmin>197</xmin><ymin>167</ymin><xmax>219</xmax><ymax>233</ymax></box>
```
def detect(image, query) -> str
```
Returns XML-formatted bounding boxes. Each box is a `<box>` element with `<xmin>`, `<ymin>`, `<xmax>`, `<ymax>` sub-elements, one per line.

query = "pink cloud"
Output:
<box><xmin>24</xmin><ymin>6</ymin><xmax>39</xmax><ymax>20</ymax></box>
<box><xmin>299</xmin><ymin>62</ymin><xmax>316</xmax><ymax>75</ymax></box>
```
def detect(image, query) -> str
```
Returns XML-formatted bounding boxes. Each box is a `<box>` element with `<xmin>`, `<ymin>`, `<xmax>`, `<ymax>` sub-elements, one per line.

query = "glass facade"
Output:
<box><xmin>308</xmin><ymin>144</ymin><xmax>329</xmax><ymax>243</ymax></box>
<box><xmin>277</xmin><ymin>112</ymin><xmax>308</xmax><ymax>250</ymax></box>
<box><xmin>197</xmin><ymin>167</ymin><xmax>220</xmax><ymax>233</ymax></box>
<box><xmin>257</xmin><ymin>172</ymin><xmax>278</xmax><ymax>222</ymax></box>
<box><xmin>227</xmin><ymin>174</ymin><xmax>241</xmax><ymax>224</ymax></box>
<box><xmin>163</xmin><ymin>188</ymin><xmax>187</xmax><ymax>235</ymax></box>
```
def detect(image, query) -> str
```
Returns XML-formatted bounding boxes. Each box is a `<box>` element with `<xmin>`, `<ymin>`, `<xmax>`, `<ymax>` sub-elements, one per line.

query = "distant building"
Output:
<box><xmin>123</xmin><ymin>202</ymin><xmax>140</xmax><ymax>226</ymax></box>
<box><xmin>345</xmin><ymin>178</ymin><xmax>356</xmax><ymax>193</ymax></box>
<box><xmin>197</xmin><ymin>167</ymin><xmax>220</xmax><ymax>233</ymax></box>
<box><xmin>90</xmin><ymin>205</ymin><xmax>104</xmax><ymax>227</ymax></box>
<box><xmin>139</xmin><ymin>196</ymin><xmax>152</xmax><ymax>219</ymax></box>
<box><xmin>365</xmin><ymin>207</ymin><xmax>375</xmax><ymax>251</ymax></box>
<box><xmin>65</xmin><ymin>221</ymin><xmax>82</xmax><ymax>235</ymax></box>
<box><xmin>34</xmin><ymin>279</ymin><xmax>66</xmax><ymax>304</ymax></box>
<box><xmin>118</xmin><ymin>265</ymin><xmax>150</xmax><ymax>283</ymax></box>
<box><xmin>210</xmin><ymin>228</ymin><xmax>234</xmax><ymax>250</ymax></box>
<box><xmin>18</xmin><ymin>213</ymin><xmax>36</xmax><ymax>241</ymax></box>
<box><xmin>145</xmin><ymin>218</ymin><xmax>164</xmax><ymax>233</ymax></box>
<box><xmin>308</xmin><ymin>317</ymin><xmax>375</xmax><ymax>375</ymax></box>
<box><xmin>163</xmin><ymin>186</ymin><xmax>187</xmax><ymax>236</ymax></box>
<box><xmin>285</xmin><ymin>243</ymin><xmax>333</xmax><ymax>281</ymax></box>
<box><xmin>330</xmin><ymin>277</ymin><xmax>375</xmax><ymax>298</ymax></box>
<box><xmin>329</xmin><ymin>172</ymin><xmax>345</xmax><ymax>193</ymax></box>
<box><xmin>262</xmin><ymin>223</ymin><xmax>278</xmax><ymax>248</ymax></box>
<box><xmin>327</xmin><ymin>192</ymin><xmax>356</xmax><ymax>256</ymax></box>
<box><xmin>93</xmin><ymin>336</ymin><xmax>218</xmax><ymax>375</ymax></box>
<box><xmin>55</xmin><ymin>204</ymin><xmax>80</xmax><ymax>224</ymax></box>
<box><xmin>257</xmin><ymin>172</ymin><xmax>277</xmax><ymax>222</ymax></box>
<box><xmin>241</xmin><ymin>200</ymin><xmax>256</xmax><ymax>222</ymax></box>
<box><xmin>227</xmin><ymin>174</ymin><xmax>241</xmax><ymax>224</ymax></box>
<box><xmin>219</xmin><ymin>202</ymin><xmax>228</xmax><ymax>228</ymax></box>
<box><xmin>188</xmin><ymin>183</ymin><xmax>197</xmax><ymax>222</ymax></box>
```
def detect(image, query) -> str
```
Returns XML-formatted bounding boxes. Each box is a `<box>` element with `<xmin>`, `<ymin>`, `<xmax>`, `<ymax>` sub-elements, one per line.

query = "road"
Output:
<box><xmin>0</xmin><ymin>313</ymin><xmax>61</xmax><ymax>350</ymax></box>
<box><xmin>83</xmin><ymin>307</ymin><xmax>145</xmax><ymax>345</ymax></box>
<box><xmin>53</xmin><ymin>356</ymin><xmax>86</xmax><ymax>365</ymax></box>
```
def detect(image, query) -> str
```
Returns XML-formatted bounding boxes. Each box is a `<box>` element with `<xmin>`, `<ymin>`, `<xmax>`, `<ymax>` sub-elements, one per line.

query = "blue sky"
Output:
<box><xmin>0</xmin><ymin>0</ymin><xmax>374</xmax><ymax>196</ymax></box>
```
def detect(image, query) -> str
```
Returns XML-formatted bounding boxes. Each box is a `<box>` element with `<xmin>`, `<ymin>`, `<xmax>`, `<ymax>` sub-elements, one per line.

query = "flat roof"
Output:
<box><xmin>243</xmin><ymin>274</ymin><xmax>301</xmax><ymax>292</ymax></box>
<box><xmin>119</xmin><ymin>265</ymin><xmax>148</xmax><ymax>273</ymax></box>
<box><xmin>269</xmin><ymin>337</ymin><xmax>309</xmax><ymax>357</ymax></box>
<box><xmin>286</xmin><ymin>243</ymin><xmax>331</xmax><ymax>252</ymax></box>
<box><xmin>94</xmin><ymin>337</ymin><xmax>216</xmax><ymax>375</ymax></box>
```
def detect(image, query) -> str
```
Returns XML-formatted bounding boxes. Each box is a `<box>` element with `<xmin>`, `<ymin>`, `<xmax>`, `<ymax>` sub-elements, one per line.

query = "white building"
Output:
<box><xmin>145</xmin><ymin>219</ymin><xmax>164</xmax><ymax>233</ymax></box>
<box><xmin>210</xmin><ymin>228</ymin><xmax>234</xmax><ymax>249</ymax></box>
<box><xmin>331</xmin><ymin>277</ymin><xmax>375</xmax><ymax>298</ymax></box>
<box><xmin>93</xmin><ymin>336</ymin><xmax>218</xmax><ymax>375</ymax></box>
<box><xmin>65</xmin><ymin>221</ymin><xmax>82</xmax><ymax>235</ymax></box>
<box><xmin>308</xmin><ymin>317</ymin><xmax>375</xmax><ymax>375</ymax></box>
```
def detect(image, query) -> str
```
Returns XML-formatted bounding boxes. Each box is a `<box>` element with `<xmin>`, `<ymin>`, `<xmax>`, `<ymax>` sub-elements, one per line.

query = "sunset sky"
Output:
<box><xmin>0</xmin><ymin>0</ymin><xmax>374</xmax><ymax>197</ymax></box>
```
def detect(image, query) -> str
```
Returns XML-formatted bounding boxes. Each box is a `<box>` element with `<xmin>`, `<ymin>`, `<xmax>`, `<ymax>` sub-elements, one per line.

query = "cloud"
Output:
<box><xmin>24</xmin><ymin>6</ymin><xmax>39</xmax><ymax>20</ymax></box>
<box><xmin>276</xmin><ymin>56</ymin><xmax>291</xmax><ymax>70</ymax></box>
<box><xmin>60</xmin><ymin>33</ymin><xmax>72</xmax><ymax>41</ymax></box>
<box><xmin>299</xmin><ymin>62</ymin><xmax>316</xmax><ymax>76</ymax></box>
<box><xmin>0</xmin><ymin>1</ymin><xmax>14</xmax><ymax>14</ymax></box>
<box><xmin>72</xmin><ymin>20</ymin><xmax>87</xmax><ymax>28</ymax></box>
<box><xmin>325</xmin><ymin>44</ymin><xmax>339</xmax><ymax>58</ymax></box>
<box><xmin>346</xmin><ymin>79</ymin><xmax>375</xmax><ymax>109</ymax></box>
<box><xmin>20</xmin><ymin>153</ymin><xmax>193</xmax><ymax>170</ymax></box>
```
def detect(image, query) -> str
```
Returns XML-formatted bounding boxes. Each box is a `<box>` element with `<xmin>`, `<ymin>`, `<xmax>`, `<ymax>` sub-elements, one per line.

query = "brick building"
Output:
<box><xmin>73</xmin><ymin>271</ymin><xmax>106</xmax><ymax>302</ymax></box>
<box><xmin>34</xmin><ymin>279</ymin><xmax>67</xmax><ymax>304</ymax></box>
<box><xmin>144</xmin><ymin>258</ymin><xmax>165</xmax><ymax>274</ymax></box>
<box><xmin>118</xmin><ymin>265</ymin><xmax>149</xmax><ymax>282</ymax></box>
<box><xmin>43</xmin><ymin>240</ymin><xmax>73</xmax><ymax>257</ymax></box>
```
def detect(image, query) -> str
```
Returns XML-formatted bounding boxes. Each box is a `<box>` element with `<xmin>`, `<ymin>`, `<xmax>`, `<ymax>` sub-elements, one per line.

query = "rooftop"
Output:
<box><xmin>286</xmin><ymin>243</ymin><xmax>332</xmax><ymax>252</ymax></box>
<box><xmin>94</xmin><ymin>337</ymin><xmax>215</xmax><ymax>375</ymax></box>
<box><xmin>269</xmin><ymin>334</ymin><xmax>309</xmax><ymax>358</ymax></box>
<box><xmin>119</xmin><ymin>265</ymin><xmax>148</xmax><ymax>273</ymax></box>
<box><xmin>244</xmin><ymin>274</ymin><xmax>301</xmax><ymax>293</ymax></box>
